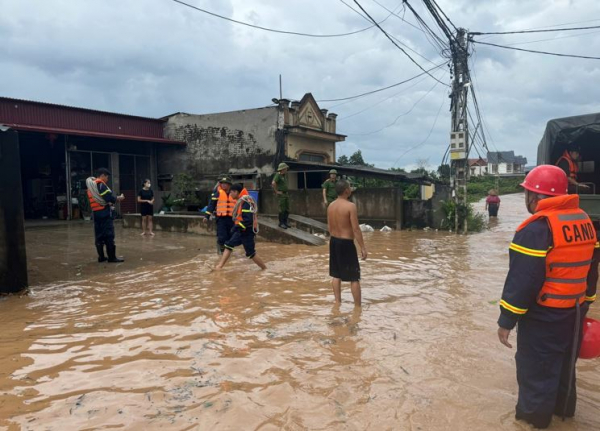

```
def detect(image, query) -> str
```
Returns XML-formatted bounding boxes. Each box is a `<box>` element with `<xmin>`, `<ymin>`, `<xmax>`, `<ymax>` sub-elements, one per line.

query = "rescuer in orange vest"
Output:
<box><xmin>556</xmin><ymin>145</ymin><xmax>589</xmax><ymax>193</ymax></box>
<box><xmin>203</xmin><ymin>175</ymin><xmax>235</xmax><ymax>254</ymax></box>
<box><xmin>215</xmin><ymin>183</ymin><xmax>266</xmax><ymax>270</ymax></box>
<box><xmin>86</xmin><ymin>168</ymin><xmax>125</xmax><ymax>263</ymax></box>
<box><xmin>498</xmin><ymin>165</ymin><xmax>597</xmax><ymax>429</ymax></box>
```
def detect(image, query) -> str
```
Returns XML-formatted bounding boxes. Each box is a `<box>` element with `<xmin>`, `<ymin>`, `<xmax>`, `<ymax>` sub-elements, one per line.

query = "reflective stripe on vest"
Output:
<box><xmin>555</xmin><ymin>150</ymin><xmax>578</xmax><ymax>180</ymax></box>
<box><xmin>87</xmin><ymin>178</ymin><xmax>109</xmax><ymax>211</ymax></box>
<box><xmin>216</xmin><ymin>188</ymin><xmax>235</xmax><ymax>217</ymax></box>
<box><xmin>233</xmin><ymin>189</ymin><xmax>250</xmax><ymax>226</ymax></box>
<box><xmin>233</xmin><ymin>190</ymin><xmax>254</xmax><ymax>230</ymax></box>
<box><xmin>516</xmin><ymin>194</ymin><xmax>595</xmax><ymax>308</ymax></box>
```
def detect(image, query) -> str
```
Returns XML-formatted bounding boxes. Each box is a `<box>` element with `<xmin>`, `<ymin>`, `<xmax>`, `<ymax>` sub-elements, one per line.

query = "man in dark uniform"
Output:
<box><xmin>272</xmin><ymin>162</ymin><xmax>290</xmax><ymax>229</ymax></box>
<box><xmin>203</xmin><ymin>175</ymin><xmax>234</xmax><ymax>254</ymax></box>
<box><xmin>498</xmin><ymin>165</ymin><xmax>597</xmax><ymax>429</ymax></box>
<box><xmin>87</xmin><ymin>168</ymin><xmax>125</xmax><ymax>263</ymax></box>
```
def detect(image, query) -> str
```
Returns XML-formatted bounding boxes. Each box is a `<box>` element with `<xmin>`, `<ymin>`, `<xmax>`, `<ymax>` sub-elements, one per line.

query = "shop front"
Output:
<box><xmin>0</xmin><ymin>97</ymin><xmax>184</xmax><ymax>221</ymax></box>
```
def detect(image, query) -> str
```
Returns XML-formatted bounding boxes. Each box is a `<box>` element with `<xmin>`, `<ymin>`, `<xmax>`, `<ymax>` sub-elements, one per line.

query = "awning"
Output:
<box><xmin>2</xmin><ymin>123</ymin><xmax>185</xmax><ymax>145</ymax></box>
<box><xmin>285</xmin><ymin>160</ymin><xmax>431</xmax><ymax>184</ymax></box>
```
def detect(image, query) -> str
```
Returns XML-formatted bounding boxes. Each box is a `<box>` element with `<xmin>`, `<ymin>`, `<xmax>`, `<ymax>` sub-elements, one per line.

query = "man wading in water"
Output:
<box><xmin>327</xmin><ymin>179</ymin><xmax>367</xmax><ymax>306</ymax></box>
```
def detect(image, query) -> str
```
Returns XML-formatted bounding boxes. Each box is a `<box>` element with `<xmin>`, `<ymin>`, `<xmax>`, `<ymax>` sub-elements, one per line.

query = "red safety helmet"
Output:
<box><xmin>520</xmin><ymin>165</ymin><xmax>568</xmax><ymax>196</ymax></box>
<box><xmin>579</xmin><ymin>317</ymin><xmax>600</xmax><ymax>359</ymax></box>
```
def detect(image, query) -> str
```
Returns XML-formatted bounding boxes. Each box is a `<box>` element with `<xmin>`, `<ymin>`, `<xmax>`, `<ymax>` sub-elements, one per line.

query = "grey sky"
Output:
<box><xmin>2</xmin><ymin>0</ymin><xmax>600</xmax><ymax>170</ymax></box>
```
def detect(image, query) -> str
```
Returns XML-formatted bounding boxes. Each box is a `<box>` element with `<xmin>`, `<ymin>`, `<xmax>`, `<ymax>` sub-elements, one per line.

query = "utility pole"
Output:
<box><xmin>449</xmin><ymin>28</ymin><xmax>470</xmax><ymax>234</ymax></box>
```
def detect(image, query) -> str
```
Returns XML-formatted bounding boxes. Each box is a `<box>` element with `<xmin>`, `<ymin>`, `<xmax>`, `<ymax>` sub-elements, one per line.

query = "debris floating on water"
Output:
<box><xmin>360</xmin><ymin>224</ymin><xmax>374</xmax><ymax>232</ymax></box>
<box><xmin>380</xmin><ymin>226</ymin><xmax>392</xmax><ymax>232</ymax></box>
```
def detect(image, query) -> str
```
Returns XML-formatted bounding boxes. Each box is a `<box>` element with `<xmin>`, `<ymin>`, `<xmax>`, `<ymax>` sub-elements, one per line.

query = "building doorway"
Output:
<box><xmin>19</xmin><ymin>132</ymin><xmax>67</xmax><ymax>219</ymax></box>
<box><xmin>119</xmin><ymin>154</ymin><xmax>151</xmax><ymax>214</ymax></box>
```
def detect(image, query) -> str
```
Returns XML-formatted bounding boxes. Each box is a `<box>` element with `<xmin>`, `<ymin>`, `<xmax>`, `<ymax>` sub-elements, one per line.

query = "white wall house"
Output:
<box><xmin>469</xmin><ymin>158</ymin><xmax>488</xmax><ymax>176</ymax></box>
<box><xmin>487</xmin><ymin>151</ymin><xmax>527</xmax><ymax>176</ymax></box>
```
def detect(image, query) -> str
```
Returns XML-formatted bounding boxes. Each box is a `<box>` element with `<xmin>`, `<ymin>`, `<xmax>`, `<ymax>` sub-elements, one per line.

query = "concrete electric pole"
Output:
<box><xmin>449</xmin><ymin>28</ymin><xmax>470</xmax><ymax>234</ymax></box>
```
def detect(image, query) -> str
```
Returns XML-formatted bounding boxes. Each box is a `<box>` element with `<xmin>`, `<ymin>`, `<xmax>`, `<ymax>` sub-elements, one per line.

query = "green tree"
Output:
<box><xmin>337</xmin><ymin>154</ymin><xmax>349</xmax><ymax>165</ymax></box>
<box><xmin>348</xmin><ymin>150</ymin><xmax>370</xmax><ymax>166</ymax></box>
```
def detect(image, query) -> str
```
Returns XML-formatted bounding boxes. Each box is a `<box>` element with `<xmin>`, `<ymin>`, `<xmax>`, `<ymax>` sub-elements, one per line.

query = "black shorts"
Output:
<box><xmin>140</xmin><ymin>203</ymin><xmax>153</xmax><ymax>217</ymax></box>
<box><xmin>225</xmin><ymin>231</ymin><xmax>256</xmax><ymax>258</ymax></box>
<box><xmin>329</xmin><ymin>237</ymin><xmax>360</xmax><ymax>282</ymax></box>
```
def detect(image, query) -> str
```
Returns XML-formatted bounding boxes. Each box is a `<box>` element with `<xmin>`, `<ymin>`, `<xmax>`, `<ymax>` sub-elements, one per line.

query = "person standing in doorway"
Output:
<box><xmin>272</xmin><ymin>162</ymin><xmax>290</xmax><ymax>229</ymax></box>
<box><xmin>327</xmin><ymin>179</ymin><xmax>367</xmax><ymax>307</ymax></box>
<box><xmin>322</xmin><ymin>169</ymin><xmax>339</xmax><ymax>208</ymax></box>
<box><xmin>203</xmin><ymin>175</ymin><xmax>235</xmax><ymax>254</ymax></box>
<box><xmin>86</xmin><ymin>168</ymin><xmax>125</xmax><ymax>263</ymax></box>
<box><xmin>497</xmin><ymin>165</ymin><xmax>596</xmax><ymax>429</ymax></box>
<box><xmin>485</xmin><ymin>189</ymin><xmax>501</xmax><ymax>218</ymax></box>
<box><xmin>138</xmin><ymin>179</ymin><xmax>155</xmax><ymax>236</ymax></box>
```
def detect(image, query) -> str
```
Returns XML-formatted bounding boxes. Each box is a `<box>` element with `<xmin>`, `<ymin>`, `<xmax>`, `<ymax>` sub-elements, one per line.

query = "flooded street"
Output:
<box><xmin>1</xmin><ymin>194</ymin><xmax>599</xmax><ymax>430</ymax></box>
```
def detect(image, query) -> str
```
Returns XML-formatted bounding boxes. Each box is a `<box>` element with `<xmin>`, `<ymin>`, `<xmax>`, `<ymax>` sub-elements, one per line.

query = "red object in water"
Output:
<box><xmin>579</xmin><ymin>317</ymin><xmax>600</xmax><ymax>359</ymax></box>
<box><xmin>520</xmin><ymin>165</ymin><xmax>568</xmax><ymax>196</ymax></box>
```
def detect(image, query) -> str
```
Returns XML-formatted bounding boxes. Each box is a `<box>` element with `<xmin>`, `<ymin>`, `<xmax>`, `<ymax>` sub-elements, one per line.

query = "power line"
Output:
<box><xmin>402</xmin><ymin>1</ymin><xmax>450</xmax><ymax>55</ymax></box>
<box><xmin>171</xmin><ymin>0</ymin><xmax>381</xmax><ymax>38</ymax></box>
<box><xmin>518</xmin><ymin>18</ymin><xmax>600</xmax><ymax>31</ymax></box>
<box><xmin>370</xmin><ymin>0</ymin><xmax>422</xmax><ymax>32</ymax></box>
<box><xmin>351</xmin><ymin>0</ymin><xmax>449</xmax><ymax>85</ymax></box>
<box><xmin>339</xmin><ymin>0</ymin><xmax>441</xmax><ymax>65</ymax></box>
<box><xmin>338</xmin><ymin>0</ymin><xmax>370</xmax><ymax>19</ymax></box>
<box><xmin>475</xmin><ymin>18</ymin><xmax>600</xmax><ymax>42</ymax></box>
<box><xmin>471</xmin><ymin>39</ymin><xmax>600</xmax><ymax>60</ymax></box>
<box><xmin>505</xmin><ymin>30</ymin><xmax>600</xmax><ymax>47</ymax></box>
<box><xmin>337</xmin><ymin>74</ymin><xmax>431</xmax><ymax>121</ymax></box>
<box><xmin>470</xmin><ymin>24</ymin><xmax>600</xmax><ymax>36</ymax></box>
<box><xmin>468</xmin><ymin>55</ymin><xmax>503</xmax><ymax>166</ymax></box>
<box><xmin>391</xmin><ymin>91</ymin><xmax>446</xmax><ymax>167</ymax></box>
<box><xmin>430</xmin><ymin>0</ymin><xmax>459</xmax><ymax>34</ymax></box>
<box><xmin>349</xmin><ymin>75</ymin><xmax>443</xmax><ymax>136</ymax></box>
<box><xmin>317</xmin><ymin>62</ymin><xmax>446</xmax><ymax>102</ymax></box>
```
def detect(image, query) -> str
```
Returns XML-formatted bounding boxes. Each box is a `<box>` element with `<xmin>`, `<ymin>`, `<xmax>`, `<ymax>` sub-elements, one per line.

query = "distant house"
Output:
<box><xmin>487</xmin><ymin>151</ymin><xmax>528</xmax><ymax>176</ymax></box>
<box><xmin>468</xmin><ymin>158</ymin><xmax>488</xmax><ymax>176</ymax></box>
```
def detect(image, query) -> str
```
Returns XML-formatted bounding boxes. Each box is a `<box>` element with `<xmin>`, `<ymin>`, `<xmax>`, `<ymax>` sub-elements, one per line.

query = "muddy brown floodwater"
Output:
<box><xmin>1</xmin><ymin>194</ymin><xmax>599</xmax><ymax>430</ymax></box>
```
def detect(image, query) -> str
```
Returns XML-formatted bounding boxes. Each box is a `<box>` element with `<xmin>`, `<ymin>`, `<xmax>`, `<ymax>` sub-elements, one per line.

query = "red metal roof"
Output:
<box><xmin>0</xmin><ymin>97</ymin><xmax>184</xmax><ymax>145</ymax></box>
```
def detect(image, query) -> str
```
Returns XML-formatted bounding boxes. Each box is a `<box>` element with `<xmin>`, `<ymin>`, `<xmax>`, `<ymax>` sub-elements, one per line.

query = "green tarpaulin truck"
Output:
<box><xmin>538</xmin><ymin>113</ymin><xmax>600</xmax><ymax>220</ymax></box>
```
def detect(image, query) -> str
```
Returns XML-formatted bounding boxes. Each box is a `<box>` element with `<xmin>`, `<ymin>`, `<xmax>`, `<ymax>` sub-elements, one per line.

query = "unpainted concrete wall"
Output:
<box><xmin>258</xmin><ymin>186</ymin><xmax>450</xmax><ymax>230</ymax></box>
<box><xmin>403</xmin><ymin>185</ymin><xmax>451</xmax><ymax>229</ymax></box>
<box><xmin>123</xmin><ymin>213</ymin><xmax>213</xmax><ymax>236</ymax></box>
<box><xmin>0</xmin><ymin>131</ymin><xmax>28</xmax><ymax>292</ymax></box>
<box><xmin>259</xmin><ymin>188</ymin><xmax>404</xmax><ymax>229</ymax></box>
<box><xmin>160</xmin><ymin>108</ymin><xmax>279</xmax><ymax>183</ymax></box>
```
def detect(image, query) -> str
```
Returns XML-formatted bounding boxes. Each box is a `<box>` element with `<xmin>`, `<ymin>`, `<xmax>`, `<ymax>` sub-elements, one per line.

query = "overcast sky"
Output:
<box><xmin>2</xmin><ymin>0</ymin><xmax>600</xmax><ymax>170</ymax></box>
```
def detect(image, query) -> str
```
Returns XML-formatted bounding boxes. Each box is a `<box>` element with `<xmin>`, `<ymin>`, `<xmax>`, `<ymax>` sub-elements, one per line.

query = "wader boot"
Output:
<box><xmin>96</xmin><ymin>245</ymin><xmax>107</xmax><ymax>263</ymax></box>
<box><xmin>278</xmin><ymin>213</ymin><xmax>287</xmax><ymax>229</ymax></box>
<box><xmin>107</xmin><ymin>245</ymin><xmax>124</xmax><ymax>263</ymax></box>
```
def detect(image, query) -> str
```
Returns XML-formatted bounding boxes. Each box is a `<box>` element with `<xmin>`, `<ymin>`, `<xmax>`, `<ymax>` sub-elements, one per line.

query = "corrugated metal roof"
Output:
<box><xmin>286</xmin><ymin>160</ymin><xmax>431</xmax><ymax>184</ymax></box>
<box><xmin>0</xmin><ymin>97</ymin><xmax>183</xmax><ymax>144</ymax></box>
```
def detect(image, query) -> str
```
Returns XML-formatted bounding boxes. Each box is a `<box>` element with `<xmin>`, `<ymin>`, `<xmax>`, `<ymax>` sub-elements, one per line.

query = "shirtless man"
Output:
<box><xmin>327</xmin><ymin>179</ymin><xmax>367</xmax><ymax>306</ymax></box>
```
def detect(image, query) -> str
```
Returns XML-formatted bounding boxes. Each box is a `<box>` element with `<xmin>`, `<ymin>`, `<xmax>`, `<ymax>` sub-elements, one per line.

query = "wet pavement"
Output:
<box><xmin>1</xmin><ymin>194</ymin><xmax>599</xmax><ymax>430</ymax></box>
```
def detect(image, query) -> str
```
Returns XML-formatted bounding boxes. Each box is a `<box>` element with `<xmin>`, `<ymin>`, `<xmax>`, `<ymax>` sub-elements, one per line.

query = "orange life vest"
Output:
<box><xmin>556</xmin><ymin>150</ymin><xmax>579</xmax><ymax>180</ymax></box>
<box><xmin>232</xmin><ymin>189</ymin><xmax>250</xmax><ymax>225</ymax></box>
<box><xmin>216</xmin><ymin>187</ymin><xmax>236</xmax><ymax>217</ymax></box>
<box><xmin>517</xmin><ymin>194</ymin><xmax>596</xmax><ymax>308</ymax></box>
<box><xmin>87</xmin><ymin>178</ymin><xmax>109</xmax><ymax>212</ymax></box>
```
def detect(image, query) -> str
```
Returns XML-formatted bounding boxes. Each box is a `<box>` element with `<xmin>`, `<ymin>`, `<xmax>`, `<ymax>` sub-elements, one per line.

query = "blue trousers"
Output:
<box><xmin>515</xmin><ymin>311</ymin><xmax>585</xmax><ymax>428</ymax></box>
<box><xmin>216</xmin><ymin>217</ymin><xmax>234</xmax><ymax>249</ymax></box>
<box><xmin>93</xmin><ymin>212</ymin><xmax>115</xmax><ymax>247</ymax></box>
